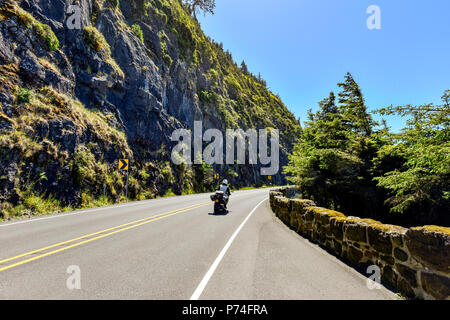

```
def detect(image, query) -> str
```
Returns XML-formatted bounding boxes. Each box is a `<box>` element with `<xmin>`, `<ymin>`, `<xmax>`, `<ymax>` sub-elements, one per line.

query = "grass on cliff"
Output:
<box><xmin>132</xmin><ymin>24</ymin><xmax>144</xmax><ymax>43</ymax></box>
<box><xmin>0</xmin><ymin>84</ymin><xmax>135</xmax><ymax>220</ymax></box>
<box><xmin>1</xmin><ymin>0</ymin><xmax>59</xmax><ymax>51</ymax></box>
<box><xmin>2</xmin><ymin>194</ymin><xmax>71</xmax><ymax>219</ymax></box>
<box><xmin>83</xmin><ymin>25</ymin><xmax>124</xmax><ymax>78</ymax></box>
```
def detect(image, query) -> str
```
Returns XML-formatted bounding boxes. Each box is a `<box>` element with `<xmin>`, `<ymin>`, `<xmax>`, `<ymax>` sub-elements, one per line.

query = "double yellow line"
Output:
<box><xmin>0</xmin><ymin>201</ymin><xmax>209</xmax><ymax>272</ymax></box>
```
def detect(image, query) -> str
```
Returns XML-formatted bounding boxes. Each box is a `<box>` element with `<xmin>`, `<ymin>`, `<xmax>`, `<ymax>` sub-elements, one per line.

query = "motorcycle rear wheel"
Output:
<box><xmin>214</xmin><ymin>202</ymin><xmax>222</xmax><ymax>214</ymax></box>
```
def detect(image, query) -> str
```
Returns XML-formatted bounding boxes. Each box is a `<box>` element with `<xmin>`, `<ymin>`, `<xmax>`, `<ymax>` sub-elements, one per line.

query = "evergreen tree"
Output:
<box><xmin>374</xmin><ymin>90</ymin><xmax>450</xmax><ymax>224</ymax></box>
<box><xmin>338</xmin><ymin>72</ymin><xmax>374</xmax><ymax>135</ymax></box>
<box><xmin>284</xmin><ymin>72</ymin><xmax>449</xmax><ymax>225</ymax></box>
<box><xmin>240</xmin><ymin>60</ymin><xmax>249</xmax><ymax>75</ymax></box>
<box><xmin>318</xmin><ymin>92</ymin><xmax>338</xmax><ymax>117</ymax></box>
<box><xmin>284</xmin><ymin>75</ymin><xmax>382</xmax><ymax>218</ymax></box>
<box><xmin>184</xmin><ymin>0</ymin><xmax>216</xmax><ymax>19</ymax></box>
<box><xmin>284</xmin><ymin>90</ymin><xmax>363</xmax><ymax>210</ymax></box>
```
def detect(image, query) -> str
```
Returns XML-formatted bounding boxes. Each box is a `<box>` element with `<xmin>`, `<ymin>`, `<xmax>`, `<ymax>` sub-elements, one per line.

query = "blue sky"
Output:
<box><xmin>198</xmin><ymin>0</ymin><xmax>450</xmax><ymax>132</ymax></box>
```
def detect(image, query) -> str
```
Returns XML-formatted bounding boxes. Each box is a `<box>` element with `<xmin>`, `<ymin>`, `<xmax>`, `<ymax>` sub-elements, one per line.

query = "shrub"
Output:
<box><xmin>34</xmin><ymin>22</ymin><xmax>59</xmax><ymax>51</ymax></box>
<box><xmin>163</xmin><ymin>53</ymin><xmax>173</xmax><ymax>67</ymax></box>
<box><xmin>23</xmin><ymin>194</ymin><xmax>61</xmax><ymax>214</ymax></box>
<box><xmin>160</xmin><ymin>40</ymin><xmax>173</xmax><ymax>67</ymax></box>
<box><xmin>83</xmin><ymin>25</ymin><xmax>110</xmax><ymax>54</ymax></box>
<box><xmin>2</xmin><ymin>2</ymin><xmax>59</xmax><ymax>51</ymax></box>
<box><xmin>131</xmin><ymin>24</ymin><xmax>144</xmax><ymax>43</ymax></box>
<box><xmin>198</xmin><ymin>90</ymin><xmax>214</xmax><ymax>103</ymax></box>
<box><xmin>16</xmin><ymin>88</ymin><xmax>33</xmax><ymax>103</ymax></box>
<box><xmin>163</xmin><ymin>188</ymin><xmax>176</xmax><ymax>197</ymax></box>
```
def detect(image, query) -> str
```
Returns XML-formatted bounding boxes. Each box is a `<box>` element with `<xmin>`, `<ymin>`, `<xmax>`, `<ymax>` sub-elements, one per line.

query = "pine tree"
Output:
<box><xmin>338</xmin><ymin>73</ymin><xmax>373</xmax><ymax>135</ymax></box>
<box><xmin>317</xmin><ymin>92</ymin><xmax>338</xmax><ymax>119</ymax></box>
<box><xmin>240</xmin><ymin>60</ymin><xmax>249</xmax><ymax>75</ymax></box>
<box><xmin>184</xmin><ymin>0</ymin><xmax>216</xmax><ymax>19</ymax></box>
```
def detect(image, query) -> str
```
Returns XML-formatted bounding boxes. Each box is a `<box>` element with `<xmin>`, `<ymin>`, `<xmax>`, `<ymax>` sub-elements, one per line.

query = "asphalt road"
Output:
<box><xmin>0</xmin><ymin>189</ymin><xmax>397</xmax><ymax>300</ymax></box>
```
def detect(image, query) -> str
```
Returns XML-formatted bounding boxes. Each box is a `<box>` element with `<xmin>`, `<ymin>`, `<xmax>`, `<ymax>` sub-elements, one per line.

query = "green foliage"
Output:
<box><xmin>163</xmin><ymin>52</ymin><xmax>173</xmax><ymax>67</ymax></box>
<box><xmin>284</xmin><ymin>82</ymin><xmax>376</xmax><ymax>213</ymax></box>
<box><xmin>139</xmin><ymin>169</ymin><xmax>150</xmax><ymax>180</ymax></box>
<box><xmin>158</xmin><ymin>31</ymin><xmax>173</xmax><ymax>66</ymax></box>
<box><xmin>0</xmin><ymin>1</ymin><xmax>59</xmax><ymax>51</ymax></box>
<box><xmin>83</xmin><ymin>25</ymin><xmax>123</xmax><ymax>77</ymax></box>
<box><xmin>226</xmin><ymin>167</ymin><xmax>239</xmax><ymax>178</ymax></box>
<box><xmin>198</xmin><ymin>90</ymin><xmax>214</xmax><ymax>103</ymax></box>
<box><xmin>284</xmin><ymin>75</ymin><xmax>378</xmax><ymax>216</ymax></box>
<box><xmin>285</xmin><ymin>75</ymin><xmax>449</xmax><ymax>226</ymax></box>
<box><xmin>84</xmin><ymin>25</ymin><xmax>110</xmax><ymax>54</ymax></box>
<box><xmin>163</xmin><ymin>188</ymin><xmax>176</xmax><ymax>197</ymax></box>
<box><xmin>34</xmin><ymin>22</ymin><xmax>59</xmax><ymax>51</ymax></box>
<box><xmin>5</xmin><ymin>194</ymin><xmax>63</xmax><ymax>217</ymax></box>
<box><xmin>183</xmin><ymin>0</ymin><xmax>216</xmax><ymax>18</ymax></box>
<box><xmin>131</xmin><ymin>24</ymin><xmax>144</xmax><ymax>43</ymax></box>
<box><xmin>374</xmin><ymin>90</ymin><xmax>450</xmax><ymax>220</ymax></box>
<box><xmin>16</xmin><ymin>88</ymin><xmax>33</xmax><ymax>103</ymax></box>
<box><xmin>23</xmin><ymin>194</ymin><xmax>61</xmax><ymax>214</ymax></box>
<box><xmin>337</xmin><ymin>73</ymin><xmax>374</xmax><ymax>136</ymax></box>
<box><xmin>192</xmin><ymin>161</ymin><xmax>215</xmax><ymax>193</ymax></box>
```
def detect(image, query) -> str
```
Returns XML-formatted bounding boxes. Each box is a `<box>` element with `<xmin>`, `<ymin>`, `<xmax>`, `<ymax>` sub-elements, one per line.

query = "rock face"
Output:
<box><xmin>0</xmin><ymin>0</ymin><xmax>301</xmax><ymax>215</ymax></box>
<box><xmin>270</xmin><ymin>187</ymin><xmax>450</xmax><ymax>300</ymax></box>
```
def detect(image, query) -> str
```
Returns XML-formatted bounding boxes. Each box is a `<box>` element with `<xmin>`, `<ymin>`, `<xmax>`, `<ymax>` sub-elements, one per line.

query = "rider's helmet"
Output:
<box><xmin>222</xmin><ymin>179</ymin><xmax>228</xmax><ymax>186</ymax></box>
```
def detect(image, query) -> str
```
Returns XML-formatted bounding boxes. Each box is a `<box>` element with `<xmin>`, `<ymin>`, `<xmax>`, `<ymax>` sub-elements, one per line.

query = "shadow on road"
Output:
<box><xmin>208</xmin><ymin>210</ymin><xmax>230</xmax><ymax>216</ymax></box>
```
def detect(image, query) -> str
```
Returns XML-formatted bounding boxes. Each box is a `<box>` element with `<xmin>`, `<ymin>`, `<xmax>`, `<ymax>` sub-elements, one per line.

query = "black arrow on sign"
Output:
<box><xmin>119</xmin><ymin>159</ymin><xmax>128</xmax><ymax>170</ymax></box>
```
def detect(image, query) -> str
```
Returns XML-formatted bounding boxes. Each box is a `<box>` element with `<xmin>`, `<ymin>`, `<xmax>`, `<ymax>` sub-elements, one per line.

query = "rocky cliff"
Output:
<box><xmin>0</xmin><ymin>0</ymin><xmax>301</xmax><ymax>217</ymax></box>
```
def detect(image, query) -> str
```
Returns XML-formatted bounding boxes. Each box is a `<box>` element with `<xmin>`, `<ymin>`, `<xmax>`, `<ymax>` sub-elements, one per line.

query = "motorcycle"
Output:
<box><xmin>210</xmin><ymin>191</ymin><xmax>227</xmax><ymax>214</ymax></box>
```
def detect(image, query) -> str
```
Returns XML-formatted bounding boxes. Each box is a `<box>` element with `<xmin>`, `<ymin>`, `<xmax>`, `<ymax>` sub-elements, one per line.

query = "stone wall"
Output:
<box><xmin>270</xmin><ymin>187</ymin><xmax>450</xmax><ymax>300</ymax></box>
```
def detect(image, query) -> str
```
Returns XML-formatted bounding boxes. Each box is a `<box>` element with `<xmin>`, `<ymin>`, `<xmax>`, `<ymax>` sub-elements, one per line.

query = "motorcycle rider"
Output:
<box><xmin>218</xmin><ymin>179</ymin><xmax>231</xmax><ymax>208</ymax></box>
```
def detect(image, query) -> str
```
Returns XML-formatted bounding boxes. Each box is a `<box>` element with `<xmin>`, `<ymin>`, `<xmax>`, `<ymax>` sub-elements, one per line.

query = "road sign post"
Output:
<box><xmin>125</xmin><ymin>171</ymin><xmax>129</xmax><ymax>203</ymax></box>
<box><xmin>103</xmin><ymin>182</ymin><xmax>106</xmax><ymax>204</ymax></box>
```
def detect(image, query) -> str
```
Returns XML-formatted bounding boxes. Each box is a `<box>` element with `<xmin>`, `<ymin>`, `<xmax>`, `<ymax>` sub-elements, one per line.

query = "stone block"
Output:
<box><xmin>394</xmin><ymin>248</ymin><xmax>408</xmax><ymax>262</ymax></box>
<box><xmin>345</xmin><ymin>223</ymin><xmax>367</xmax><ymax>243</ymax></box>
<box><xmin>396</xmin><ymin>264</ymin><xmax>417</xmax><ymax>287</ymax></box>
<box><xmin>368</xmin><ymin>225</ymin><xmax>393</xmax><ymax>255</ymax></box>
<box><xmin>406</xmin><ymin>226</ymin><xmax>450</xmax><ymax>273</ymax></box>
<box><xmin>421</xmin><ymin>272</ymin><xmax>450</xmax><ymax>300</ymax></box>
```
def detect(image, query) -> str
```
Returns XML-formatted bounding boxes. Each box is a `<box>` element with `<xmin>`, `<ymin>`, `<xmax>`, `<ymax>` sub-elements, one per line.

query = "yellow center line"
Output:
<box><xmin>0</xmin><ymin>203</ymin><xmax>209</xmax><ymax>272</ymax></box>
<box><xmin>0</xmin><ymin>192</ymin><xmax>255</xmax><ymax>273</ymax></box>
<box><xmin>0</xmin><ymin>202</ymin><xmax>208</xmax><ymax>266</ymax></box>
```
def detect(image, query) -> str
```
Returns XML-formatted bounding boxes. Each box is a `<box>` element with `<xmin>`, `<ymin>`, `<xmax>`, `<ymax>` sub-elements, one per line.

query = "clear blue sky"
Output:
<box><xmin>198</xmin><ymin>0</ymin><xmax>450</xmax><ymax>132</ymax></box>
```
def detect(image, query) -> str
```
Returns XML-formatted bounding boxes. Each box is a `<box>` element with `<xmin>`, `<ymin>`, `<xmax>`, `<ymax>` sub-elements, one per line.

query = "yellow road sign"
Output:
<box><xmin>268</xmin><ymin>176</ymin><xmax>272</xmax><ymax>180</ymax></box>
<box><xmin>119</xmin><ymin>159</ymin><xmax>129</xmax><ymax>171</ymax></box>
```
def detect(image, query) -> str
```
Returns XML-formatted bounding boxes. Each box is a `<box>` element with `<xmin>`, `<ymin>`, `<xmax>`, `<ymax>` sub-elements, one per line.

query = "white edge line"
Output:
<box><xmin>0</xmin><ymin>202</ymin><xmax>154</xmax><ymax>227</ymax></box>
<box><xmin>190</xmin><ymin>197</ymin><xmax>268</xmax><ymax>300</ymax></box>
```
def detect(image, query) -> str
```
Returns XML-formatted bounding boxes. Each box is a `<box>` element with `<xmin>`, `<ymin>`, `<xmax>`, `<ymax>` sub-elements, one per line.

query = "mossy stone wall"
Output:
<box><xmin>269</xmin><ymin>187</ymin><xmax>450</xmax><ymax>300</ymax></box>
